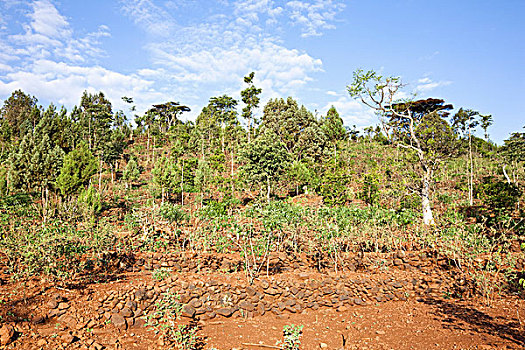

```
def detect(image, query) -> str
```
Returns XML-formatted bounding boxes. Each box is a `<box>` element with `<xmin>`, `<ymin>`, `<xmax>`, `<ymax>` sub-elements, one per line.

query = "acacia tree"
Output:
<box><xmin>348</xmin><ymin>69</ymin><xmax>456</xmax><ymax>225</ymax></box>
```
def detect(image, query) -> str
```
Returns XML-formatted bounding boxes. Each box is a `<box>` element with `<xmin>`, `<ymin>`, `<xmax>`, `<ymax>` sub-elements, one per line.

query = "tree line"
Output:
<box><xmin>0</xmin><ymin>70</ymin><xmax>523</xmax><ymax>225</ymax></box>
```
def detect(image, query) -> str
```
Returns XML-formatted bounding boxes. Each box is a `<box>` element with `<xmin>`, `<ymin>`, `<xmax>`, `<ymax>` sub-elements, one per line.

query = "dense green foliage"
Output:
<box><xmin>0</xmin><ymin>71</ymin><xmax>523</xmax><ymax>300</ymax></box>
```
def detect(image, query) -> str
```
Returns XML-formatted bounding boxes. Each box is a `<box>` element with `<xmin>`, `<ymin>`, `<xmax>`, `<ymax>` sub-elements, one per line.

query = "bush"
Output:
<box><xmin>78</xmin><ymin>185</ymin><xmax>103</xmax><ymax>219</ymax></box>
<box><xmin>358</xmin><ymin>173</ymin><xmax>380</xmax><ymax>205</ymax></box>
<box><xmin>158</xmin><ymin>202</ymin><xmax>188</xmax><ymax>224</ymax></box>
<box><xmin>318</xmin><ymin>171</ymin><xmax>349</xmax><ymax>206</ymax></box>
<box><xmin>476</xmin><ymin>176</ymin><xmax>521</xmax><ymax>215</ymax></box>
<box><xmin>0</xmin><ymin>220</ymin><xmax>116</xmax><ymax>280</ymax></box>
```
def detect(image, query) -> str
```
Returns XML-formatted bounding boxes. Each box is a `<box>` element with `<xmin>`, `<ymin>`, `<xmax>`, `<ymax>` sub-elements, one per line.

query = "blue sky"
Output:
<box><xmin>0</xmin><ymin>0</ymin><xmax>523</xmax><ymax>143</ymax></box>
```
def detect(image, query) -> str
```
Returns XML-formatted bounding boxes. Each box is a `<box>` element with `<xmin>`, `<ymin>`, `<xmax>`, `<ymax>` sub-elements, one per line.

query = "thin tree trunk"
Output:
<box><xmin>248</xmin><ymin>117</ymin><xmax>251</xmax><ymax>144</ymax></box>
<box><xmin>421</xmin><ymin>170</ymin><xmax>435</xmax><ymax>225</ymax></box>
<box><xmin>231</xmin><ymin>144</ymin><xmax>235</xmax><ymax>195</ymax></box>
<box><xmin>468</xmin><ymin>127</ymin><xmax>474</xmax><ymax>206</ymax></box>
<box><xmin>267</xmin><ymin>176</ymin><xmax>271</xmax><ymax>202</ymax></box>
<box><xmin>99</xmin><ymin>158</ymin><xmax>103</xmax><ymax>191</ymax></box>
<box><xmin>181</xmin><ymin>158</ymin><xmax>184</xmax><ymax>206</ymax></box>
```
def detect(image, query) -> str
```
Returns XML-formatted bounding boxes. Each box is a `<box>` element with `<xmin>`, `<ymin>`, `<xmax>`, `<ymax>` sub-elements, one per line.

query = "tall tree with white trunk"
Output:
<box><xmin>348</xmin><ymin>69</ymin><xmax>457</xmax><ymax>225</ymax></box>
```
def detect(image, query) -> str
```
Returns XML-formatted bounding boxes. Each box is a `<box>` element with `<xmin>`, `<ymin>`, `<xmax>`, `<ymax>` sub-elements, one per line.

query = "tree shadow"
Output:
<box><xmin>421</xmin><ymin>297</ymin><xmax>525</xmax><ymax>347</ymax></box>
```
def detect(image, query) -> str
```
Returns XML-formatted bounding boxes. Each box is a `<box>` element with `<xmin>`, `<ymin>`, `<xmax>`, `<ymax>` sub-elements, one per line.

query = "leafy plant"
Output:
<box><xmin>174</xmin><ymin>323</ymin><xmax>199</xmax><ymax>350</ymax></box>
<box><xmin>359</xmin><ymin>173</ymin><xmax>380</xmax><ymax>206</ymax></box>
<box><xmin>159</xmin><ymin>202</ymin><xmax>189</xmax><ymax>225</ymax></box>
<box><xmin>152</xmin><ymin>267</ymin><xmax>171</xmax><ymax>281</ymax></box>
<box><xmin>281</xmin><ymin>324</ymin><xmax>303</xmax><ymax>350</ymax></box>
<box><xmin>145</xmin><ymin>289</ymin><xmax>182</xmax><ymax>341</ymax></box>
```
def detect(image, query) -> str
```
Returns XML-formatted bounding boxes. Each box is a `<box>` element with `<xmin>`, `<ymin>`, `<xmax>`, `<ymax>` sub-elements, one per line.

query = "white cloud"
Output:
<box><xmin>0</xmin><ymin>59</ymin><xmax>162</xmax><ymax>113</ymax></box>
<box><xmin>1</xmin><ymin>0</ymin><xmax>345</xmax><ymax>123</ymax></box>
<box><xmin>119</xmin><ymin>0</ymin><xmax>177</xmax><ymax>37</ymax></box>
<box><xmin>5</xmin><ymin>1</ymin><xmax>109</xmax><ymax>64</ymax></box>
<box><xmin>416</xmin><ymin>77</ymin><xmax>452</xmax><ymax>92</ymax></box>
<box><xmin>322</xmin><ymin>95</ymin><xmax>376</xmax><ymax>126</ymax></box>
<box><xmin>286</xmin><ymin>0</ymin><xmax>345</xmax><ymax>37</ymax></box>
<box><xmin>29</xmin><ymin>0</ymin><xmax>71</xmax><ymax>39</ymax></box>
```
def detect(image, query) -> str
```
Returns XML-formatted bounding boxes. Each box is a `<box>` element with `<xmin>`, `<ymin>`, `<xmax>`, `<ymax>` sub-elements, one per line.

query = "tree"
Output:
<box><xmin>101</xmin><ymin>130</ymin><xmax>127</xmax><ymax>183</ymax></box>
<box><xmin>261</xmin><ymin>97</ymin><xmax>325</xmax><ymax>162</ymax></box>
<box><xmin>348</xmin><ymin>69</ymin><xmax>457</xmax><ymax>225</ymax></box>
<box><xmin>321</xmin><ymin>106</ymin><xmax>347</xmax><ymax>143</ymax></box>
<box><xmin>208</xmin><ymin>95</ymin><xmax>238</xmax><ymax>154</ymax></box>
<box><xmin>499</xmin><ymin>126</ymin><xmax>525</xmax><ymax>185</ymax></box>
<box><xmin>152</xmin><ymin>155</ymin><xmax>177</xmax><ymax>204</ymax></box>
<box><xmin>480</xmin><ymin>114</ymin><xmax>493</xmax><ymax>141</ymax></box>
<box><xmin>0</xmin><ymin>89</ymin><xmax>39</xmax><ymax>139</ymax></box>
<box><xmin>76</xmin><ymin>91</ymin><xmax>113</xmax><ymax>151</ymax></box>
<box><xmin>321</xmin><ymin>106</ymin><xmax>347</xmax><ymax>161</ymax></box>
<box><xmin>123</xmin><ymin>156</ymin><xmax>140</xmax><ymax>189</ymax></box>
<box><xmin>56</xmin><ymin>143</ymin><xmax>98</xmax><ymax>196</ymax></box>
<box><xmin>452</xmin><ymin>108</ymin><xmax>480</xmax><ymax>205</ymax></box>
<box><xmin>240</xmin><ymin>131</ymin><xmax>291</xmax><ymax>201</ymax></box>
<box><xmin>241</xmin><ymin>72</ymin><xmax>262</xmax><ymax>143</ymax></box>
<box><xmin>148</xmin><ymin>102</ymin><xmax>190</xmax><ymax>133</ymax></box>
<box><xmin>8</xmin><ymin>131</ymin><xmax>64</xmax><ymax>207</ymax></box>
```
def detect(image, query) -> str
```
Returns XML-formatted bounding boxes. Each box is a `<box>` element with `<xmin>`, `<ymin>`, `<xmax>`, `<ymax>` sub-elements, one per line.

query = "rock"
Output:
<box><xmin>47</xmin><ymin>300</ymin><xmax>58</xmax><ymax>309</ymax></box>
<box><xmin>58</xmin><ymin>315</ymin><xmax>77</xmax><ymax>329</ymax></box>
<box><xmin>298</xmin><ymin>272</ymin><xmax>310</xmax><ymax>280</ymax></box>
<box><xmin>0</xmin><ymin>324</ymin><xmax>15</xmax><ymax>346</ymax></box>
<box><xmin>131</xmin><ymin>318</ymin><xmax>146</xmax><ymax>328</ymax></box>
<box><xmin>126</xmin><ymin>300</ymin><xmax>137</xmax><ymax>311</ymax></box>
<box><xmin>190</xmin><ymin>299</ymin><xmax>202</xmax><ymax>308</ymax></box>
<box><xmin>239</xmin><ymin>301</ymin><xmax>255</xmax><ymax>312</ymax></box>
<box><xmin>134</xmin><ymin>288</ymin><xmax>146</xmax><ymax>301</ymax></box>
<box><xmin>181</xmin><ymin>305</ymin><xmax>196</xmax><ymax>318</ymax></box>
<box><xmin>260</xmin><ymin>280</ymin><xmax>270</xmax><ymax>289</ymax></box>
<box><xmin>320</xmin><ymin>343</ymin><xmax>328</xmax><ymax>349</ymax></box>
<box><xmin>58</xmin><ymin>302</ymin><xmax>70</xmax><ymax>310</ymax></box>
<box><xmin>111</xmin><ymin>313</ymin><xmax>127</xmax><ymax>330</ymax></box>
<box><xmin>393</xmin><ymin>259</ymin><xmax>404</xmax><ymax>266</ymax></box>
<box><xmin>216</xmin><ymin>307</ymin><xmax>234</xmax><ymax>317</ymax></box>
<box><xmin>32</xmin><ymin>315</ymin><xmax>45</xmax><ymax>324</ymax></box>
<box><xmin>60</xmin><ymin>332</ymin><xmax>76</xmax><ymax>345</ymax></box>
<box><xmin>121</xmin><ymin>307</ymin><xmax>133</xmax><ymax>318</ymax></box>
<box><xmin>246</xmin><ymin>286</ymin><xmax>256</xmax><ymax>297</ymax></box>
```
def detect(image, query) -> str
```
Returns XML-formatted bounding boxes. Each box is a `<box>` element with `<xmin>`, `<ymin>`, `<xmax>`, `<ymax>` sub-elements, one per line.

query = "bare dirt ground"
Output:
<box><xmin>0</xmin><ymin>255</ymin><xmax>524</xmax><ymax>350</ymax></box>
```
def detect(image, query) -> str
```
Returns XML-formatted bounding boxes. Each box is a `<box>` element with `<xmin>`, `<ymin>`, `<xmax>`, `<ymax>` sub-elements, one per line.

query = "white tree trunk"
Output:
<box><xmin>421</xmin><ymin>171</ymin><xmax>435</xmax><ymax>225</ymax></box>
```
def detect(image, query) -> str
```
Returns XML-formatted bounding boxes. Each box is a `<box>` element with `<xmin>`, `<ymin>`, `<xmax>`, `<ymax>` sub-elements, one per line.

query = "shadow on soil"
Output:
<box><xmin>422</xmin><ymin>298</ymin><xmax>525</xmax><ymax>347</ymax></box>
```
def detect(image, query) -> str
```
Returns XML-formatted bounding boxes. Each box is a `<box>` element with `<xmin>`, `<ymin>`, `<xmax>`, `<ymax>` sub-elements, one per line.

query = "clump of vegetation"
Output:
<box><xmin>280</xmin><ymin>324</ymin><xmax>303</xmax><ymax>350</ymax></box>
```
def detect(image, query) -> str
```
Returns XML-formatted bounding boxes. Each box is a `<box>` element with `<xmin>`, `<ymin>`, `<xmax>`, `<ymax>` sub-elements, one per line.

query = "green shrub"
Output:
<box><xmin>159</xmin><ymin>202</ymin><xmax>189</xmax><ymax>224</ymax></box>
<box><xmin>281</xmin><ymin>324</ymin><xmax>303</xmax><ymax>350</ymax></box>
<box><xmin>476</xmin><ymin>176</ymin><xmax>521</xmax><ymax>215</ymax></box>
<box><xmin>78</xmin><ymin>185</ymin><xmax>103</xmax><ymax>219</ymax></box>
<box><xmin>0</xmin><ymin>220</ymin><xmax>116</xmax><ymax>280</ymax></box>
<box><xmin>358</xmin><ymin>173</ymin><xmax>380</xmax><ymax>205</ymax></box>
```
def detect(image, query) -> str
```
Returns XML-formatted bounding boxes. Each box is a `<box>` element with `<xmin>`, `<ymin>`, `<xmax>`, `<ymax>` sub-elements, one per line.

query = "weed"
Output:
<box><xmin>174</xmin><ymin>323</ymin><xmax>198</xmax><ymax>349</ymax></box>
<box><xmin>279</xmin><ymin>324</ymin><xmax>303</xmax><ymax>350</ymax></box>
<box><xmin>152</xmin><ymin>267</ymin><xmax>172</xmax><ymax>281</ymax></box>
<box><xmin>145</xmin><ymin>289</ymin><xmax>182</xmax><ymax>341</ymax></box>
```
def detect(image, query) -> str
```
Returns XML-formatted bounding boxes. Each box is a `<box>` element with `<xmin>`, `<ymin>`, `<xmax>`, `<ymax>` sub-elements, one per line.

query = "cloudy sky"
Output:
<box><xmin>0</xmin><ymin>0</ymin><xmax>523</xmax><ymax>143</ymax></box>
